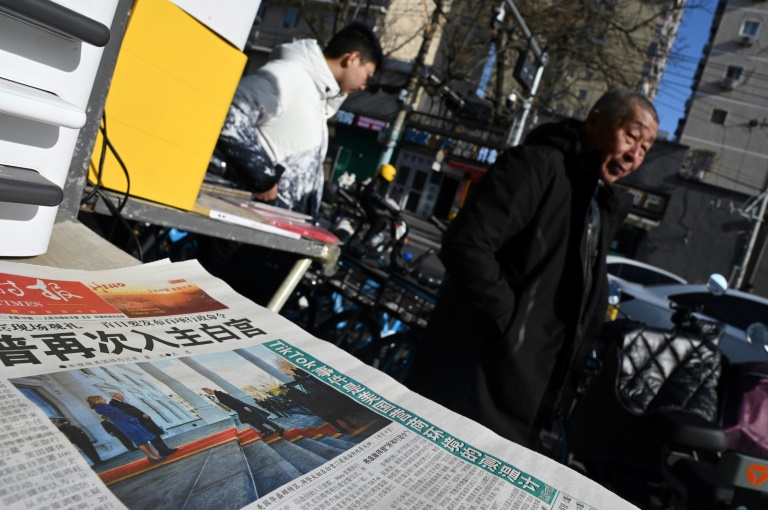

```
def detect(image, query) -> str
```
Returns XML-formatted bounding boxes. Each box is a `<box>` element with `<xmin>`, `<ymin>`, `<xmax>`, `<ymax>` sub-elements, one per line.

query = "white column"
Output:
<box><xmin>136</xmin><ymin>362</ymin><xmax>228</xmax><ymax>424</ymax></box>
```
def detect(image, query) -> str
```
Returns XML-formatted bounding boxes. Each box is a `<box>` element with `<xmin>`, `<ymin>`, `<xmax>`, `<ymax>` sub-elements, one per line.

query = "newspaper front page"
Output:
<box><xmin>0</xmin><ymin>259</ymin><xmax>636</xmax><ymax>510</ymax></box>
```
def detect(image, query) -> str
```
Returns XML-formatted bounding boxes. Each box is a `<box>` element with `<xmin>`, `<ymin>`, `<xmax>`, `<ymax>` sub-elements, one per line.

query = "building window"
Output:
<box><xmin>741</xmin><ymin>20</ymin><xmax>761</xmax><ymax>37</ymax></box>
<box><xmin>282</xmin><ymin>9</ymin><xmax>300</xmax><ymax>29</ymax></box>
<box><xmin>642</xmin><ymin>61</ymin><xmax>653</xmax><ymax>76</ymax></box>
<box><xmin>710</xmin><ymin>109</ymin><xmax>728</xmax><ymax>125</ymax></box>
<box><xmin>578</xmin><ymin>89</ymin><xmax>588</xmax><ymax>100</ymax></box>
<box><xmin>722</xmin><ymin>65</ymin><xmax>743</xmax><ymax>89</ymax></box>
<box><xmin>681</xmin><ymin>149</ymin><xmax>716</xmax><ymax>181</ymax></box>
<box><xmin>726</xmin><ymin>66</ymin><xmax>744</xmax><ymax>80</ymax></box>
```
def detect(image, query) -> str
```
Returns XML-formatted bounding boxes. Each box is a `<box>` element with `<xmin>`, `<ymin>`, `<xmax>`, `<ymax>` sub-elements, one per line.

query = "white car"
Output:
<box><xmin>606</xmin><ymin>255</ymin><xmax>687</xmax><ymax>286</ymax></box>
<box><xmin>611</xmin><ymin>278</ymin><xmax>768</xmax><ymax>364</ymax></box>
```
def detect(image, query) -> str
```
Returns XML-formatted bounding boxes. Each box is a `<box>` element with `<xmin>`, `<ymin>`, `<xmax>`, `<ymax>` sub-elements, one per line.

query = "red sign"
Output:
<box><xmin>355</xmin><ymin>115</ymin><xmax>387</xmax><ymax>132</ymax></box>
<box><xmin>0</xmin><ymin>273</ymin><xmax>121</xmax><ymax>316</ymax></box>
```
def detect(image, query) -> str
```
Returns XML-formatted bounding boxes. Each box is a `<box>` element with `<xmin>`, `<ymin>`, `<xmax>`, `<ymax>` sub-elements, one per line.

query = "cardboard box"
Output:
<box><xmin>91</xmin><ymin>0</ymin><xmax>246</xmax><ymax>211</ymax></box>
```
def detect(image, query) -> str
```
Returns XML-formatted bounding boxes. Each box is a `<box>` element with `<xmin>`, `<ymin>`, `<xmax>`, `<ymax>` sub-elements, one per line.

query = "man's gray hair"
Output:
<box><xmin>590</xmin><ymin>89</ymin><xmax>658</xmax><ymax>124</ymax></box>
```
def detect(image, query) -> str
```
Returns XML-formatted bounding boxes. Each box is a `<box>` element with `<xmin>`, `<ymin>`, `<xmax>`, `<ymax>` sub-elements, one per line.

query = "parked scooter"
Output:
<box><xmin>326</xmin><ymin>182</ymin><xmax>414</xmax><ymax>272</ymax></box>
<box><xmin>560</xmin><ymin>274</ymin><xmax>768</xmax><ymax>509</ymax></box>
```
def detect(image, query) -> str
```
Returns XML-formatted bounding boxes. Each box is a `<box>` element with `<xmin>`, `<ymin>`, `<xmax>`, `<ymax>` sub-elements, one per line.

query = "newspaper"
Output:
<box><xmin>0</xmin><ymin>259</ymin><xmax>636</xmax><ymax>510</ymax></box>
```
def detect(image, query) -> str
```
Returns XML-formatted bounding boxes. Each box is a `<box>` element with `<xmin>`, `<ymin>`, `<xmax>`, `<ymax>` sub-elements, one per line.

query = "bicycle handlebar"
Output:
<box><xmin>336</xmin><ymin>188</ymin><xmax>367</xmax><ymax>219</ymax></box>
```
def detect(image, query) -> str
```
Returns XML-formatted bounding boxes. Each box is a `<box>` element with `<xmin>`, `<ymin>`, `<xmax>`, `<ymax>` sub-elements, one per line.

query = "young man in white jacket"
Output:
<box><xmin>216</xmin><ymin>23</ymin><xmax>382</xmax><ymax>218</ymax></box>
<box><xmin>198</xmin><ymin>23</ymin><xmax>382</xmax><ymax>306</ymax></box>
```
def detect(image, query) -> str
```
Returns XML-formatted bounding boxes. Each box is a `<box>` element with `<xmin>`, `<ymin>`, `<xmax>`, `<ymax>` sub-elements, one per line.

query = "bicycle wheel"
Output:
<box><xmin>316</xmin><ymin>309</ymin><xmax>381</xmax><ymax>359</ymax></box>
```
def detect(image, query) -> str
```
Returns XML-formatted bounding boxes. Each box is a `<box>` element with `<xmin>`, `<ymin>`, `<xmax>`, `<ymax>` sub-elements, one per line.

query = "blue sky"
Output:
<box><xmin>654</xmin><ymin>1</ymin><xmax>718</xmax><ymax>139</ymax></box>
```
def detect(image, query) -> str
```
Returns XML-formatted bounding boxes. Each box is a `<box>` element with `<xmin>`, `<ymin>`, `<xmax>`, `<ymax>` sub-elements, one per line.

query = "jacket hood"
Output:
<box><xmin>271</xmin><ymin>39</ymin><xmax>347</xmax><ymax>117</ymax></box>
<box><xmin>525</xmin><ymin>118</ymin><xmax>602</xmax><ymax>181</ymax></box>
<box><xmin>524</xmin><ymin>118</ymin><xmax>585</xmax><ymax>158</ymax></box>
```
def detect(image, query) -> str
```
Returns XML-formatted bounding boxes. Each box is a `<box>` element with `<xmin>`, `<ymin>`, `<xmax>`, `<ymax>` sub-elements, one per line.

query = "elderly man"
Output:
<box><xmin>405</xmin><ymin>90</ymin><xmax>658</xmax><ymax>448</ymax></box>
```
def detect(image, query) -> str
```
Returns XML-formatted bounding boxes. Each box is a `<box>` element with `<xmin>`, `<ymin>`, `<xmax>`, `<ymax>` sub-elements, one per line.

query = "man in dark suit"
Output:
<box><xmin>202</xmin><ymin>388</ymin><xmax>284</xmax><ymax>437</ymax></box>
<box><xmin>279</xmin><ymin>382</ymin><xmax>358</xmax><ymax>434</ymax></box>
<box><xmin>55</xmin><ymin>418</ymin><xmax>102</xmax><ymax>465</ymax></box>
<box><xmin>109</xmin><ymin>392</ymin><xmax>177</xmax><ymax>456</ymax></box>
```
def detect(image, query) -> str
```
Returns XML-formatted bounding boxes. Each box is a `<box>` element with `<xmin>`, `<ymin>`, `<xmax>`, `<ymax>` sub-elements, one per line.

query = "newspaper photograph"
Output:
<box><xmin>0</xmin><ymin>259</ymin><xmax>636</xmax><ymax>510</ymax></box>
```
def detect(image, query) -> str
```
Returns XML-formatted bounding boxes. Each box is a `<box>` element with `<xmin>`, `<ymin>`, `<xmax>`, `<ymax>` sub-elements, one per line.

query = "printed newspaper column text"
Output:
<box><xmin>0</xmin><ymin>380</ymin><xmax>119</xmax><ymax>509</ymax></box>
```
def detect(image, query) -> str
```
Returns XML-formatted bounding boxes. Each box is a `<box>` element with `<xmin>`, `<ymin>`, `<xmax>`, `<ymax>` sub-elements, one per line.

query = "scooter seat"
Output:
<box><xmin>654</xmin><ymin>411</ymin><xmax>728</xmax><ymax>452</ymax></box>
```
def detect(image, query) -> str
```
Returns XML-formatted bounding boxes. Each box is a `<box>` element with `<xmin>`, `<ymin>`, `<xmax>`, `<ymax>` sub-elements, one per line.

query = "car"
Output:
<box><xmin>611</xmin><ymin>277</ymin><xmax>768</xmax><ymax>364</ymax></box>
<box><xmin>606</xmin><ymin>255</ymin><xmax>687</xmax><ymax>286</ymax></box>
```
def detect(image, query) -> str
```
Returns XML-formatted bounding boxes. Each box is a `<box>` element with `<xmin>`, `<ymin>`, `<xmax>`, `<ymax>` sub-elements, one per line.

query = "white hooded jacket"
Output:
<box><xmin>224</xmin><ymin>39</ymin><xmax>346</xmax><ymax>216</ymax></box>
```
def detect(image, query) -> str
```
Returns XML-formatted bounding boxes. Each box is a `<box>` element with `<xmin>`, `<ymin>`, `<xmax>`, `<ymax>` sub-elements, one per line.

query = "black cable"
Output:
<box><xmin>81</xmin><ymin>111</ymin><xmax>132</xmax><ymax>214</ymax></box>
<box><xmin>80</xmin><ymin>113</ymin><xmax>108</xmax><ymax>204</ymax></box>
<box><xmin>101</xmin><ymin>129</ymin><xmax>131</xmax><ymax>213</ymax></box>
<box><xmin>87</xmin><ymin>111</ymin><xmax>133</xmax><ymax>243</ymax></box>
<box><xmin>94</xmin><ymin>187</ymin><xmax>143</xmax><ymax>262</ymax></box>
<box><xmin>78</xmin><ymin>110</ymin><xmax>140</xmax><ymax>259</ymax></box>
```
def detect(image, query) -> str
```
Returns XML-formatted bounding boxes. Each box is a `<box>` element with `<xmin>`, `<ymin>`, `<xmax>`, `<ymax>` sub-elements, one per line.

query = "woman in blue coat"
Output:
<box><xmin>86</xmin><ymin>396</ymin><xmax>166</xmax><ymax>462</ymax></box>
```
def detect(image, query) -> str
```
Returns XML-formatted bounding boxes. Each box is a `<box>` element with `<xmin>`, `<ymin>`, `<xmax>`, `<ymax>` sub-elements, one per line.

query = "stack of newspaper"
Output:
<box><xmin>0</xmin><ymin>259</ymin><xmax>635</xmax><ymax>509</ymax></box>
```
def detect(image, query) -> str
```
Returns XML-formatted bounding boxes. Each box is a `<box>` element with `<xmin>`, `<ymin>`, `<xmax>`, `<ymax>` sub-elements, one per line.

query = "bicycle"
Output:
<box><xmin>313</xmin><ymin>255</ymin><xmax>390</xmax><ymax>357</ymax></box>
<box><xmin>314</xmin><ymin>260</ymin><xmax>440</xmax><ymax>381</ymax></box>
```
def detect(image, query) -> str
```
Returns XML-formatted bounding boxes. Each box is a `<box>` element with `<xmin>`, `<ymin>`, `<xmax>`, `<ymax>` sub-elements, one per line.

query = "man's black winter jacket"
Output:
<box><xmin>405</xmin><ymin>119</ymin><xmax>632</xmax><ymax>447</ymax></box>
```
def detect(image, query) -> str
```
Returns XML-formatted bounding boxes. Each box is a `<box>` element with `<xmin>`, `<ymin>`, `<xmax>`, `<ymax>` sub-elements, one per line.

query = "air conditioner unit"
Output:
<box><xmin>722</xmin><ymin>77</ymin><xmax>740</xmax><ymax>90</ymax></box>
<box><xmin>741</xmin><ymin>34</ymin><xmax>756</xmax><ymax>46</ymax></box>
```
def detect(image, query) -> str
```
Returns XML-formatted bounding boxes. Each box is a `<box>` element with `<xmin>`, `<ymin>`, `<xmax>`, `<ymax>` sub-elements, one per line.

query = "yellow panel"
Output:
<box><xmin>91</xmin><ymin>0</ymin><xmax>246</xmax><ymax>211</ymax></box>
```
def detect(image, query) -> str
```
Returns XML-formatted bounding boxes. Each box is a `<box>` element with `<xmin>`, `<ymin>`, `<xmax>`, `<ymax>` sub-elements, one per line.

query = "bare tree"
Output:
<box><xmin>258</xmin><ymin>0</ymin><xmax>705</xmax><ymax>127</ymax></box>
<box><xmin>423</xmin><ymin>0</ymin><xmax>705</xmax><ymax>124</ymax></box>
<box><xmin>274</xmin><ymin>357</ymin><xmax>298</xmax><ymax>379</ymax></box>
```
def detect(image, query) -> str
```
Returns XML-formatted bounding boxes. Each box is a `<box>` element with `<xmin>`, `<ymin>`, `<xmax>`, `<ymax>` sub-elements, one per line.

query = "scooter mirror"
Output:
<box><xmin>706</xmin><ymin>274</ymin><xmax>728</xmax><ymax>296</ymax></box>
<box><xmin>746</xmin><ymin>322</ymin><xmax>768</xmax><ymax>353</ymax></box>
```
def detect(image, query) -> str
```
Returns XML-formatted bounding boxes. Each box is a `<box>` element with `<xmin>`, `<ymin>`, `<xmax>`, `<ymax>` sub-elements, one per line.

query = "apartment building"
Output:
<box><xmin>676</xmin><ymin>0</ymin><xmax>768</xmax><ymax>197</ymax></box>
<box><xmin>659</xmin><ymin>0</ymin><xmax>768</xmax><ymax>290</ymax></box>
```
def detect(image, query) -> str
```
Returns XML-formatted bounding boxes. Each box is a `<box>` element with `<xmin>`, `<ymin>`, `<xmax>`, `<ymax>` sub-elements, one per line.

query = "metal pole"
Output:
<box><xmin>501</xmin><ymin>0</ymin><xmax>547</xmax><ymax>147</ymax></box>
<box><xmin>508</xmin><ymin>64</ymin><xmax>544</xmax><ymax>146</ymax></box>
<box><xmin>734</xmin><ymin>187</ymin><xmax>768</xmax><ymax>289</ymax></box>
<box><xmin>378</xmin><ymin>3</ymin><xmax>442</xmax><ymax>168</ymax></box>
<box><xmin>266</xmin><ymin>257</ymin><xmax>313</xmax><ymax>312</ymax></box>
<box><xmin>503</xmin><ymin>0</ymin><xmax>543</xmax><ymax>61</ymax></box>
